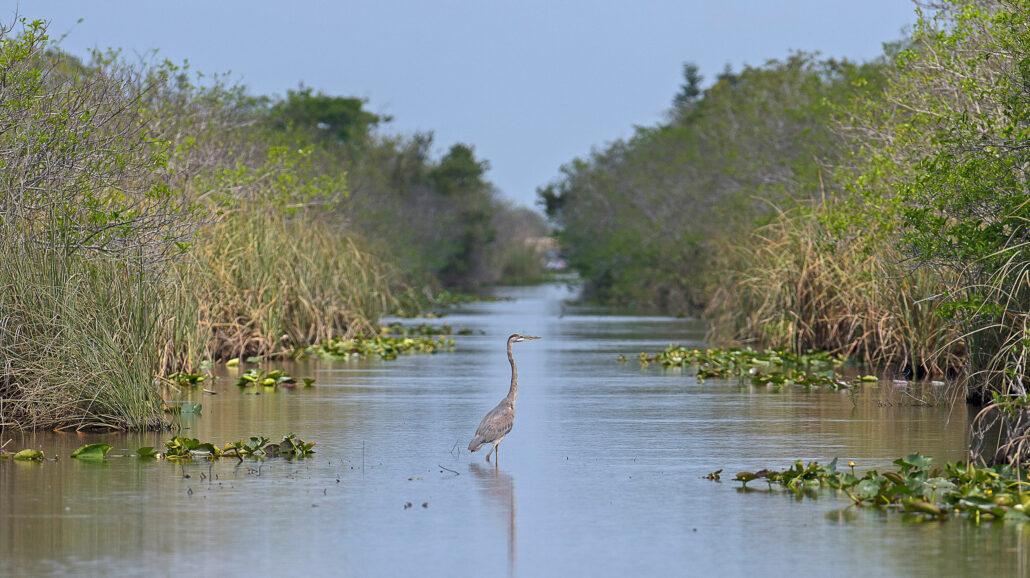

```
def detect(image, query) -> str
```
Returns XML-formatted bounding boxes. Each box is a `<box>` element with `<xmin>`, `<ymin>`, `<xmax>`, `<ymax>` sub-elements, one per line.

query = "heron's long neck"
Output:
<box><xmin>506</xmin><ymin>340</ymin><xmax>518</xmax><ymax>403</ymax></box>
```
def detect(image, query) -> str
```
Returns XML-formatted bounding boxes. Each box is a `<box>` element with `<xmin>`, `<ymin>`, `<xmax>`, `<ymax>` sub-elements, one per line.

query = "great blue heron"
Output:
<box><xmin>468</xmin><ymin>333</ymin><xmax>541</xmax><ymax>464</ymax></box>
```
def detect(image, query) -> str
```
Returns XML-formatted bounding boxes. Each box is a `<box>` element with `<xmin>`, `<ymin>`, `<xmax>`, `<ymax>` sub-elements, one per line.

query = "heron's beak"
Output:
<box><xmin>522</xmin><ymin>336</ymin><xmax>541</xmax><ymax>341</ymax></box>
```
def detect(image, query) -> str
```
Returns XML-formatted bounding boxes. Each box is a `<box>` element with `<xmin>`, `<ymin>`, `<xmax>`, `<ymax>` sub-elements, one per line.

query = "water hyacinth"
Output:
<box><xmin>162</xmin><ymin>433</ymin><xmax>315</xmax><ymax>460</ymax></box>
<box><xmin>379</xmin><ymin>322</ymin><xmax>476</xmax><ymax>336</ymax></box>
<box><xmin>234</xmin><ymin>369</ymin><xmax>313</xmax><ymax>389</ymax></box>
<box><xmin>722</xmin><ymin>454</ymin><xmax>1030</xmax><ymax>524</ymax></box>
<box><xmin>622</xmin><ymin>345</ymin><xmax>854</xmax><ymax>389</ymax></box>
<box><xmin>1</xmin><ymin>449</ymin><xmax>45</xmax><ymax>461</ymax></box>
<box><xmin>307</xmin><ymin>334</ymin><xmax>454</xmax><ymax>361</ymax></box>
<box><xmin>165</xmin><ymin>372</ymin><xmax>207</xmax><ymax>388</ymax></box>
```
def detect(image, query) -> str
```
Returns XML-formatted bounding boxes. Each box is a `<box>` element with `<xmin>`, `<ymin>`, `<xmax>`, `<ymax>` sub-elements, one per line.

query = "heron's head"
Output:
<box><xmin>509</xmin><ymin>333</ymin><xmax>541</xmax><ymax>343</ymax></box>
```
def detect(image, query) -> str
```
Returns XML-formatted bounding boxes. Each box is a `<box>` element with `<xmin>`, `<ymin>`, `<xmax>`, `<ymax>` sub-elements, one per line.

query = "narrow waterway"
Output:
<box><xmin>2</xmin><ymin>283</ymin><xmax>1027</xmax><ymax>576</ymax></box>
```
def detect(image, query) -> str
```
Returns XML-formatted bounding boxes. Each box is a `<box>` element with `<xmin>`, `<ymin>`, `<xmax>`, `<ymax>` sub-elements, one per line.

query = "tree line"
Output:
<box><xmin>0</xmin><ymin>18</ymin><xmax>546</xmax><ymax>429</ymax></box>
<box><xmin>540</xmin><ymin>0</ymin><xmax>1030</xmax><ymax>462</ymax></box>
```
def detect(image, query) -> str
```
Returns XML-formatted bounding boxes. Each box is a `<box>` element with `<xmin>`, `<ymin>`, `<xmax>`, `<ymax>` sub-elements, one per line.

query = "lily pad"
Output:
<box><xmin>71</xmin><ymin>443</ymin><xmax>113</xmax><ymax>460</ymax></box>
<box><xmin>136</xmin><ymin>447</ymin><xmax>159</xmax><ymax>458</ymax></box>
<box><xmin>13</xmin><ymin>449</ymin><xmax>44</xmax><ymax>461</ymax></box>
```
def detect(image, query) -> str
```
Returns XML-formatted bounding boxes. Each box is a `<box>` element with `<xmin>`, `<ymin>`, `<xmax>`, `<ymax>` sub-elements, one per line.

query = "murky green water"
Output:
<box><xmin>2</xmin><ymin>283</ymin><xmax>1028</xmax><ymax>576</ymax></box>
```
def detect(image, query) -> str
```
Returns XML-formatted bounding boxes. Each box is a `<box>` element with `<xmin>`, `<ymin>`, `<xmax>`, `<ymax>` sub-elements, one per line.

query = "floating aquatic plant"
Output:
<box><xmin>379</xmin><ymin>321</ymin><xmax>477</xmax><ymax>337</ymax></box>
<box><xmin>306</xmin><ymin>334</ymin><xmax>454</xmax><ymax>361</ymax></box>
<box><xmin>163</xmin><ymin>402</ymin><xmax>202</xmax><ymax>415</ymax></box>
<box><xmin>165</xmin><ymin>371</ymin><xmax>207</xmax><ymax>388</ymax></box>
<box><xmin>3</xmin><ymin>434</ymin><xmax>315</xmax><ymax>462</ymax></box>
<box><xmin>164</xmin><ymin>437</ymin><xmax>221</xmax><ymax>459</ymax></box>
<box><xmin>222</xmin><ymin>436</ymin><xmax>271</xmax><ymax>458</ymax></box>
<box><xmin>155</xmin><ymin>433</ymin><xmax>315</xmax><ymax>460</ymax></box>
<box><xmin>723</xmin><ymin>454</ymin><xmax>1030</xmax><ymax>523</ymax></box>
<box><xmin>621</xmin><ymin>345</ymin><xmax>859</xmax><ymax>389</ymax></box>
<box><xmin>234</xmin><ymin>369</ymin><xmax>313</xmax><ymax>388</ymax></box>
<box><xmin>267</xmin><ymin>432</ymin><xmax>316</xmax><ymax>457</ymax></box>
<box><xmin>71</xmin><ymin>443</ymin><xmax>113</xmax><ymax>460</ymax></box>
<box><xmin>2</xmin><ymin>449</ymin><xmax>45</xmax><ymax>461</ymax></box>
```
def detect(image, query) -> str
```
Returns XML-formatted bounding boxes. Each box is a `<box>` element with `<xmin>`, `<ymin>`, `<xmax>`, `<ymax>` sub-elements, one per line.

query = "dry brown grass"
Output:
<box><xmin>172</xmin><ymin>207</ymin><xmax>396</xmax><ymax>366</ymax></box>
<box><xmin>707</xmin><ymin>206</ymin><xmax>963</xmax><ymax>377</ymax></box>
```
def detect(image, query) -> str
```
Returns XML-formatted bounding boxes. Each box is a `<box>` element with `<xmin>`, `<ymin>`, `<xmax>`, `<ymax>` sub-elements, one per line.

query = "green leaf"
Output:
<box><xmin>735</xmin><ymin>471</ymin><xmax>757</xmax><ymax>483</ymax></box>
<box><xmin>13</xmin><ymin>449</ymin><xmax>44</xmax><ymax>461</ymax></box>
<box><xmin>907</xmin><ymin>501</ymin><xmax>944</xmax><ymax>516</ymax></box>
<box><xmin>898</xmin><ymin>453</ymin><xmax>934</xmax><ymax>469</ymax></box>
<box><xmin>855</xmin><ymin>479</ymin><xmax>883</xmax><ymax>499</ymax></box>
<box><xmin>192</xmin><ymin>443</ymin><xmax>219</xmax><ymax>455</ymax></box>
<box><xmin>136</xmin><ymin>447</ymin><xmax>159</xmax><ymax>458</ymax></box>
<box><xmin>1004</xmin><ymin>509</ymin><xmax>1030</xmax><ymax>522</ymax></box>
<box><xmin>71</xmin><ymin>443</ymin><xmax>113</xmax><ymax>460</ymax></box>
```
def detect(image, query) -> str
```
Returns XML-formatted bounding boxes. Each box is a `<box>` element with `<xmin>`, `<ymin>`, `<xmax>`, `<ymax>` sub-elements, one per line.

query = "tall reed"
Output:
<box><xmin>176</xmin><ymin>208</ymin><xmax>396</xmax><ymax>364</ymax></box>
<box><xmin>0</xmin><ymin>239</ymin><xmax>166</xmax><ymax>430</ymax></box>
<box><xmin>707</xmin><ymin>205</ymin><xmax>962</xmax><ymax>376</ymax></box>
<box><xmin>967</xmin><ymin>251</ymin><xmax>1030</xmax><ymax>464</ymax></box>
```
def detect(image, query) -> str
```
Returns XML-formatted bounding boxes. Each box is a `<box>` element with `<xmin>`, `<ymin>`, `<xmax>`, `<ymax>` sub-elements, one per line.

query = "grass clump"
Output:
<box><xmin>0</xmin><ymin>19</ymin><xmax>189</xmax><ymax>430</ymax></box>
<box><xmin>180</xmin><ymin>209</ymin><xmax>395</xmax><ymax>364</ymax></box>
<box><xmin>706</xmin><ymin>206</ymin><xmax>964</xmax><ymax>379</ymax></box>
<box><xmin>0</xmin><ymin>246</ymin><xmax>169</xmax><ymax>430</ymax></box>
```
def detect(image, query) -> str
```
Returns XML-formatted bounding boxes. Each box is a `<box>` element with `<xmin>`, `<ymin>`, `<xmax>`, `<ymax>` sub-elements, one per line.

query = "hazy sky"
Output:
<box><xmin>8</xmin><ymin>1</ymin><xmax>916</xmax><ymax>209</ymax></box>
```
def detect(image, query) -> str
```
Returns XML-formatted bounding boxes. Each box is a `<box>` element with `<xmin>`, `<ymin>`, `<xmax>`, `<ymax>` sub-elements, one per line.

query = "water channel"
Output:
<box><xmin>2</xmin><ymin>283</ymin><xmax>1028</xmax><ymax>576</ymax></box>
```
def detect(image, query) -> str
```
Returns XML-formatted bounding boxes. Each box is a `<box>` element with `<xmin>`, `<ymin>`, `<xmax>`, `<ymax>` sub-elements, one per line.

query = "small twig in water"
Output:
<box><xmin>439</xmin><ymin>464</ymin><xmax>460</xmax><ymax>476</ymax></box>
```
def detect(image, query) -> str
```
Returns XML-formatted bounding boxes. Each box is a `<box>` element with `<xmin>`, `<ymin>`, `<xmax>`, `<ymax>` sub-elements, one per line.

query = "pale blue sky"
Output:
<box><xmin>8</xmin><ymin>1</ymin><xmax>916</xmax><ymax>209</ymax></box>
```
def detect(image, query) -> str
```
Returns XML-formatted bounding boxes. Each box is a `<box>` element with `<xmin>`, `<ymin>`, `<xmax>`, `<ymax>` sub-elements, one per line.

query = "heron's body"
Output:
<box><xmin>468</xmin><ymin>333</ymin><xmax>540</xmax><ymax>464</ymax></box>
<box><xmin>468</xmin><ymin>400</ymin><xmax>514</xmax><ymax>453</ymax></box>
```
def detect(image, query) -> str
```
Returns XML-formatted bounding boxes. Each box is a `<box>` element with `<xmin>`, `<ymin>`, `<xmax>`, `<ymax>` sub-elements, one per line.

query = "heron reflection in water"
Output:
<box><xmin>468</xmin><ymin>333</ymin><xmax>540</xmax><ymax>465</ymax></box>
<box><xmin>470</xmin><ymin>462</ymin><xmax>517</xmax><ymax>577</ymax></box>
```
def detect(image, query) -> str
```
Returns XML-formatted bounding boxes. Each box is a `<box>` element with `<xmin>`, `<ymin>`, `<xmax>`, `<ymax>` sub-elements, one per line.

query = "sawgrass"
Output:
<box><xmin>707</xmin><ymin>205</ymin><xmax>963</xmax><ymax>378</ymax></box>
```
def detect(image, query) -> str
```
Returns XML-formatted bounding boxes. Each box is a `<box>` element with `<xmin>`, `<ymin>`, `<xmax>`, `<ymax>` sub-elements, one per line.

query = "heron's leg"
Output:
<box><xmin>486</xmin><ymin>444</ymin><xmax>494</xmax><ymax>462</ymax></box>
<box><xmin>495</xmin><ymin>443</ymin><xmax>500</xmax><ymax>465</ymax></box>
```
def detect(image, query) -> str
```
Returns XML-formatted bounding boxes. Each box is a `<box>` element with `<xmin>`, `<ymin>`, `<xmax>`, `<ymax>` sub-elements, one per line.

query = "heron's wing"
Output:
<box><xmin>473</xmin><ymin>402</ymin><xmax>514</xmax><ymax>443</ymax></box>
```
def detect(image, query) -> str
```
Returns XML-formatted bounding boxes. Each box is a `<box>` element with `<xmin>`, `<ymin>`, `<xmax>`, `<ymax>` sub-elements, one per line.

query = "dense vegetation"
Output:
<box><xmin>0</xmin><ymin>18</ymin><xmax>546</xmax><ymax>430</ymax></box>
<box><xmin>541</xmin><ymin>0</ymin><xmax>1030</xmax><ymax>462</ymax></box>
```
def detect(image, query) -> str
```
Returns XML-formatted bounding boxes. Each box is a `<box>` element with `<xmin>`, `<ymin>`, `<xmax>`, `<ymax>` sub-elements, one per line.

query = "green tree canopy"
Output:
<box><xmin>267</xmin><ymin>87</ymin><xmax>384</xmax><ymax>144</ymax></box>
<box><xmin>429</xmin><ymin>143</ymin><xmax>490</xmax><ymax>196</ymax></box>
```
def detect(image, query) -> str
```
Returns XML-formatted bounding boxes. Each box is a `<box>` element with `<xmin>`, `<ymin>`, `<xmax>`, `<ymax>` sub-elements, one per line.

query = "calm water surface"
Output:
<box><xmin>2</xmin><ymin>283</ymin><xmax>1028</xmax><ymax>576</ymax></box>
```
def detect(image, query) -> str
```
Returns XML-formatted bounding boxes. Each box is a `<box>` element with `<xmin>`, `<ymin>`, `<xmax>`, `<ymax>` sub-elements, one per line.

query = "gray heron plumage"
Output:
<box><xmin>468</xmin><ymin>333</ymin><xmax>540</xmax><ymax>464</ymax></box>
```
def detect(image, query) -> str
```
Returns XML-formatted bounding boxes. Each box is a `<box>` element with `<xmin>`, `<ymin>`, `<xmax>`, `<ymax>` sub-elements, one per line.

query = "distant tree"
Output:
<box><xmin>267</xmin><ymin>87</ymin><xmax>385</xmax><ymax>144</ymax></box>
<box><xmin>536</xmin><ymin>182</ymin><xmax>564</xmax><ymax>219</ymax></box>
<box><xmin>426</xmin><ymin>144</ymin><xmax>495</xmax><ymax>285</ymax></box>
<box><xmin>539</xmin><ymin>53</ymin><xmax>871</xmax><ymax>313</ymax></box>
<box><xmin>715</xmin><ymin>64</ymin><xmax>739</xmax><ymax>87</ymax></box>
<box><xmin>672</xmin><ymin>62</ymin><xmax>703</xmax><ymax>109</ymax></box>
<box><xmin>429</xmin><ymin>143</ymin><xmax>490</xmax><ymax>196</ymax></box>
